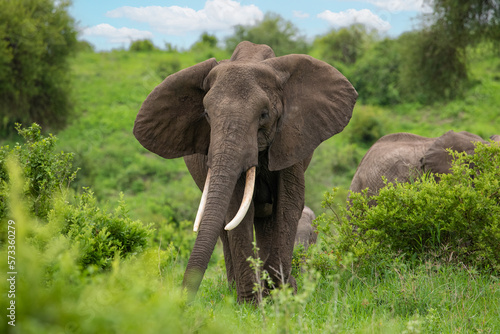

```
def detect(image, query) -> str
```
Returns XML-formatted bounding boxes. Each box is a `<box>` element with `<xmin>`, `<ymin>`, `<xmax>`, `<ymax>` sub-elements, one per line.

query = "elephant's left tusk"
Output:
<box><xmin>193</xmin><ymin>169</ymin><xmax>211</xmax><ymax>232</ymax></box>
<box><xmin>225</xmin><ymin>166</ymin><xmax>256</xmax><ymax>231</ymax></box>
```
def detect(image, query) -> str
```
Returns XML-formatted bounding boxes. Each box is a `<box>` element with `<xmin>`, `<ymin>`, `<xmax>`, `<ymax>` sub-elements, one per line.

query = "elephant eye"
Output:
<box><xmin>260</xmin><ymin>110</ymin><xmax>269</xmax><ymax>121</ymax></box>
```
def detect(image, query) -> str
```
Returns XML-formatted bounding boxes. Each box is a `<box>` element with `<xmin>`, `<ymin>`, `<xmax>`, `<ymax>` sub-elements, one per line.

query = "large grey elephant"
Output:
<box><xmin>294</xmin><ymin>206</ymin><xmax>317</xmax><ymax>251</ymax></box>
<box><xmin>133</xmin><ymin>41</ymin><xmax>357</xmax><ymax>303</ymax></box>
<box><xmin>349</xmin><ymin>130</ymin><xmax>500</xmax><ymax>200</ymax></box>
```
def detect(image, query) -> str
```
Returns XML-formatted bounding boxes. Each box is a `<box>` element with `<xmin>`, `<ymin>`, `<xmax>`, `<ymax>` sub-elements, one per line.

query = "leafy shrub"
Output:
<box><xmin>350</xmin><ymin>38</ymin><xmax>401</xmax><ymax>105</ymax></box>
<box><xmin>59</xmin><ymin>189</ymin><xmax>152</xmax><ymax>271</ymax></box>
<box><xmin>225</xmin><ymin>13</ymin><xmax>309</xmax><ymax>56</ymax></box>
<box><xmin>0</xmin><ymin>0</ymin><xmax>77</xmax><ymax>133</ymax></box>
<box><xmin>345</xmin><ymin>106</ymin><xmax>385</xmax><ymax>147</ymax></box>
<box><xmin>151</xmin><ymin>219</ymin><xmax>196</xmax><ymax>261</ymax></box>
<box><xmin>398</xmin><ymin>28</ymin><xmax>467</xmax><ymax>104</ymax></box>
<box><xmin>313</xmin><ymin>24</ymin><xmax>378</xmax><ymax>66</ymax></box>
<box><xmin>129</xmin><ymin>39</ymin><xmax>157</xmax><ymax>52</ymax></box>
<box><xmin>0</xmin><ymin>123</ymin><xmax>78</xmax><ymax>220</ymax></box>
<box><xmin>320</xmin><ymin>142</ymin><xmax>500</xmax><ymax>272</ymax></box>
<box><xmin>156</xmin><ymin>58</ymin><xmax>181</xmax><ymax>79</ymax></box>
<box><xmin>1</xmin><ymin>124</ymin><xmax>152</xmax><ymax>272</ymax></box>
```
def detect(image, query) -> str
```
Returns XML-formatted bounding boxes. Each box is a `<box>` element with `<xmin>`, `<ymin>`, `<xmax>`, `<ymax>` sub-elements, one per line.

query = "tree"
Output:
<box><xmin>398</xmin><ymin>28</ymin><xmax>467</xmax><ymax>103</ymax></box>
<box><xmin>225</xmin><ymin>13</ymin><xmax>309</xmax><ymax>56</ymax></box>
<box><xmin>0</xmin><ymin>0</ymin><xmax>77</xmax><ymax>135</ymax></box>
<box><xmin>129</xmin><ymin>39</ymin><xmax>157</xmax><ymax>52</ymax></box>
<box><xmin>351</xmin><ymin>38</ymin><xmax>401</xmax><ymax>105</ymax></box>
<box><xmin>313</xmin><ymin>24</ymin><xmax>378</xmax><ymax>66</ymax></box>
<box><xmin>397</xmin><ymin>0</ymin><xmax>500</xmax><ymax>104</ymax></box>
<box><xmin>427</xmin><ymin>0</ymin><xmax>500</xmax><ymax>47</ymax></box>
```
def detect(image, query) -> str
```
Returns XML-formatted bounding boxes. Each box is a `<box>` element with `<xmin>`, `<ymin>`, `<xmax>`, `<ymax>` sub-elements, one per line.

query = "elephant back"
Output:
<box><xmin>421</xmin><ymin>130</ymin><xmax>488</xmax><ymax>176</ymax></box>
<box><xmin>349</xmin><ymin>132</ymin><xmax>435</xmax><ymax>197</ymax></box>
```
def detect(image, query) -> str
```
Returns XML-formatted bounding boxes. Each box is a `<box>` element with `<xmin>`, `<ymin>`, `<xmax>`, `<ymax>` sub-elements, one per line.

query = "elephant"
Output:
<box><xmin>294</xmin><ymin>206</ymin><xmax>317</xmax><ymax>251</ymax></box>
<box><xmin>349</xmin><ymin>130</ymin><xmax>500</xmax><ymax>201</ymax></box>
<box><xmin>133</xmin><ymin>41</ymin><xmax>358</xmax><ymax>303</ymax></box>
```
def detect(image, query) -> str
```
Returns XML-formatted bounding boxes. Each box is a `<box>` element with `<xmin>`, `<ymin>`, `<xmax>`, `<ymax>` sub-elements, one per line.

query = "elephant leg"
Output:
<box><xmin>219</xmin><ymin>230</ymin><xmax>235</xmax><ymax>287</ymax></box>
<box><xmin>225</xmin><ymin>175</ymin><xmax>257</xmax><ymax>303</ymax></box>
<box><xmin>257</xmin><ymin>165</ymin><xmax>304</xmax><ymax>292</ymax></box>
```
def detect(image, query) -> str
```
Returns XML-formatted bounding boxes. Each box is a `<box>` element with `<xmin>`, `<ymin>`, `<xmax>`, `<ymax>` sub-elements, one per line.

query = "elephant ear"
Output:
<box><xmin>133</xmin><ymin>58</ymin><xmax>218</xmax><ymax>159</ymax></box>
<box><xmin>263</xmin><ymin>55</ymin><xmax>358</xmax><ymax>171</ymax></box>
<box><xmin>421</xmin><ymin>130</ymin><xmax>487</xmax><ymax>174</ymax></box>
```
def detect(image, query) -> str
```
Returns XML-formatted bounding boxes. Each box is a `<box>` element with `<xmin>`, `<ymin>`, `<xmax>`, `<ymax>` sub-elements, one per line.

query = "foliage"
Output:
<box><xmin>151</xmin><ymin>219</ymin><xmax>196</xmax><ymax>261</ymax></box>
<box><xmin>322</xmin><ymin>142</ymin><xmax>500</xmax><ymax>272</ymax></box>
<box><xmin>0</xmin><ymin>124</ymin><xmax>151</xmax><ymax>272</ymax></box>
<box><xmin>225</xmin><ymin>13</ymin><xmax>309</xmax><ymax>56</ymax></box>
<box><xmin>76</xmin><ymin>40</ymin><xmax>95</xmax><ymax>53</ymax></box>
<box><xmin>398</xmin><ymin>29</ymin><xmax>468</xmax><ymax>104</ymax></box>
<box><xmin>344</xmin><ymin>106</ymin><xmax>386</xmax><ymax>147</ymax></box>
<box><xmin>190</xmin><ymin>32</ymin><xmax>225</xmax><ymax>62</ymax></box>
<box><xmin>59</xmin><ymin>189</ymin><xmax>152</xmax><ymax>271</ymax></box>
<box><xmin>129</xmin><ymin>39</ymin><xmax>157</xmax><ymax>52</ymax></box>
<box><xmin>313</xmin><ymin>24</ymin><xmax>378</xmax><ymax>66</ymax></box>
<box><xmin>0</xmin><ymin>123</ymin><xmax>78</xmax><ymax>221</ymax></box>
<box><xmin>350</xmin><ymin>38</ymin><xmax>401</xmax><ymax>105</ymax></box>
<box><xmin>0</xmin><ymin>0</ymin><xmax>78</xmax><ymax>134</ymax></box>
<box><xmin>426</xmin><ymin>0</ymin><xmax>500</xmax><ymax>46</ymax></box>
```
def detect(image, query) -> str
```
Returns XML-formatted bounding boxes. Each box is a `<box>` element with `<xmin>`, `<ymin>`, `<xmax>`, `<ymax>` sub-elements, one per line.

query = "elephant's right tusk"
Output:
<box><xmin>224</xmin><ymin>166</ymin><xmax>256</xmax><ymax>231</ymax></box>
<box><xmin>193</xmin><ymin>169</ymin><xmax>211</xmax><ymax>232</ymax></box>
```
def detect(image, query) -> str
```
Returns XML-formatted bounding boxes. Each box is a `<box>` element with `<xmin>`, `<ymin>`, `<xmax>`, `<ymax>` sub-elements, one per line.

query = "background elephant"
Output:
<box><xmin>134</xmin><ymin>41</ymin><xmax>357</xmax><ymax>303</ymax></box>
<box><xmin>294</xmin><ymin>206</ymin><xmax>317</xmax><ymax>251</ymax></box>
<box><xmin>349</xmin><ymin>130</ymin><xmax>500</xmax><ymax>200</ymax></box>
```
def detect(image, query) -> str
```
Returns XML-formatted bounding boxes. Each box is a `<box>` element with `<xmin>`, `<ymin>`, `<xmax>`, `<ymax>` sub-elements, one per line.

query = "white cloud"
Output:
<box><xmin>318</xmin><ymin>9</ymin><xmax>391</xmax><ymax>31</ymax></box>
<box><xmin>293</xmin><ymin>10</ymin><xmax>310</xmax><ymax>19</ymax></box>
<box><xmin>106</xmin><ymin>0</ymin><xmax>264</xmax><ymax>35</ymax></box>
<box><xmin>82</xmin><ymin>24</ymin><xmax>153</xmax><ymax>43</ymax></box>
<box><xmin>365</xmin><ymin>0</ymin><xmax>433</xmax><ymax>13</ymax></box>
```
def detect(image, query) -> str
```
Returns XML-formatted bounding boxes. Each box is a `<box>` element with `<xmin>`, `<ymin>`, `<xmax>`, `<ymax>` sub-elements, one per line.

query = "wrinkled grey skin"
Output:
<box><xmin>134</xmin><ymin>42</ymin><xmax>357</xmax><ymax>303</ymax></box>
<box><xmin>349</xmin><ymin>130</ymin><xmax>500</xmax><ymax>201</ymax></box>
<box><xmin>294</xmin><ymin>206</ymin><xmax>317</xmax><ymax>251</ymax></box>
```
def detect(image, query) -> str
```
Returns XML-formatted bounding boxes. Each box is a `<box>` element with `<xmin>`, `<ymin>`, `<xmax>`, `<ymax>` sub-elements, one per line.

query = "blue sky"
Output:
<box><xmin>69</xmin><ymin>0</ymin><xmax>432</xmax><ymax>51</ymax></box>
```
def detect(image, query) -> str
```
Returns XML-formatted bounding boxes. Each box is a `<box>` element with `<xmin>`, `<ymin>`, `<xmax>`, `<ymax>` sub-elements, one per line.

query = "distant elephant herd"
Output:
<box><xmin>134</xmin><ymin>41</ymin><xmax>499</xmax><ymax>303</ymax></box>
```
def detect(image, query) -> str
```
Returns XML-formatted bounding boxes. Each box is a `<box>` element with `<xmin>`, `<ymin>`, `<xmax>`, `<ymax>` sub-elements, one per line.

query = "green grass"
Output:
<box><xmin>2</xmin><ymin>46</ymin><xmax>500</xmax><ymax>333</ymax></box>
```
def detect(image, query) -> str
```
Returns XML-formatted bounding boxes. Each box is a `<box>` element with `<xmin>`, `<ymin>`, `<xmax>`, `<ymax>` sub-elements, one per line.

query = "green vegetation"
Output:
<box><xmin>225</xmin><ymin>13</ymin><xmax>309</xmax><ymax>56</ymax></box>
<box><xmin>0</xmin><ymin>0</ymin><xmax>77</xmax><ymax>134</ymax></box>
<box><xmin>320</xmin><ymin>143</ymin><xmax>500</xmax><ymax>272</ymax></box>
<box><xmin>1</xmin><ymin>4</ymin><xmax>500</xmax><ymax>332</ymax></box>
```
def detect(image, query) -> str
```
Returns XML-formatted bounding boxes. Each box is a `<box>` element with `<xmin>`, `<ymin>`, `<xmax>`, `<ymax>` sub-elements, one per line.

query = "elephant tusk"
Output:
<box><xmin>225</xmin><ymin>166</ymin><xmax>256</xmax><ymax>231</ymax></box>
<box><xmin>193</xmin><ymin>169</ymin><xmax>211</xmax><ymax>232</ymax></box>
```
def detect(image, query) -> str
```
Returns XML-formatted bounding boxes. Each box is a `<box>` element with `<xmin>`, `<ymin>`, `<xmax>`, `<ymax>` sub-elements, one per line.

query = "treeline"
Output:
<box><xmin>1</xmin><ymin>1</ymin><xmax>499</xmax><ymax>134</ymax></box>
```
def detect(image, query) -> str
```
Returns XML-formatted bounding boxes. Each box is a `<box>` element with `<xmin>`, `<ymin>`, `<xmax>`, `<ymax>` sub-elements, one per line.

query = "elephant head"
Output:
<box><xmin>134</xmin><ymin>41</ymin><xmax>357</xmax><ymax>302</ymax></box>
<box><xmin>420</xmin><ymin>130</ymin><xmax>500</xmax><ymax>181</ymax></box>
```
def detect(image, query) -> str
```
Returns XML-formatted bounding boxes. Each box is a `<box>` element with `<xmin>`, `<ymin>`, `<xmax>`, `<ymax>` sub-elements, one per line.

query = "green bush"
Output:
<box><xmin>0</xmin><ymin>123</ymin><xmax>78</xmax><ymax>220</ymax></box>
<box><xmin>1</xmin><ymin>124</ymin><xmax>152</xmax><ymax>272</ymax></box>
<box><xmin>350</xmin><ymin>38</ymin><xmax>401</xmax><ymax>105</ymax></box>
<box><xmin>129</xmin><ymin>39</ymin><xmax>157</xmax><ymax>52</ymax></box>
<box><xmin>320</xmin><ymin>142</ymin><xmax>500</xmax><ymax>272</ymax></box>
<box><xmin>398</xmin><ymin>29</ymin><xmax>467</xmax><ymax>104</ymax></box>
<box><xmin>225</xmin><ymin>13</ymin><xmax>309</xmax><ymax>56</ymax></box>
<box><xmin>345</xmin><ymin>106</ymin><xmax>386</xmax><ymax>147</ymax></box>
<box><xmin>0</xmin><ymin>0</ymin><xmax>78</xmax><ymax>133</ymax></box>
<box><xmin>151</xmin><ymin>219</ymin><xmax>196</xmax><ymax>261</ymax></box>
<box><xmin>313</xmin><ymin>24</ymin><xmax>378</xmax><ymax>66</ymax></box>
<box><xmin>59</xmin><ymin>189</ymin><xmax>152</xmax><ymax>271</ymax></box>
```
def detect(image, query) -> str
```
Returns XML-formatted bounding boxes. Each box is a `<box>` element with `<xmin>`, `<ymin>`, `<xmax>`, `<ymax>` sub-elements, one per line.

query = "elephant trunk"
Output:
<box><xmin>182</xmin><ymin>168</ymin><xmax>237</xmax><ymax>301</ymax></box>
<box><xmin>182</xmin><ymin>154</ymin><xmax>255</xmax><ymax>301</ymax></box>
